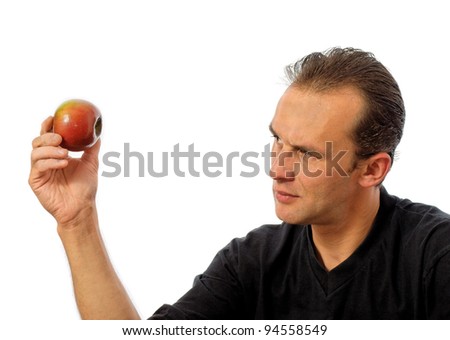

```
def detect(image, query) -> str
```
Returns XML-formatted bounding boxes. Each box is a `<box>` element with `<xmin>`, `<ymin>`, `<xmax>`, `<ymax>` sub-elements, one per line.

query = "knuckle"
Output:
<box><xmin>31</xmin><ymin>136</ymin><xmax>41</xmax><ymax>149</ymax></box>
<box><xmin>33</xmin><ymin>159</ymin><xmax>44</xmax><ymax>172</ymax></box>
<box><xmin>30</xmin><ymin>150</ymin><xmax>37</xmax><ymax>163</ymax></box>
<box><xmin>51</xmin><ymin>133</ymin><xmax>62</xmax><ymax>144</ymax></box>
<box><xmin>33</xmin><ymin>133</ymin><xmax>62</xmax><ymax>148</ymax></box>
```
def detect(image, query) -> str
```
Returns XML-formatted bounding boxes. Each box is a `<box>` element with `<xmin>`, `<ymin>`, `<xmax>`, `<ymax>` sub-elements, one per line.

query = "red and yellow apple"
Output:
<box><xmin>53</xmin><ymin>99</ymin><xmax>102</xmax><ymax>151</ymax></box>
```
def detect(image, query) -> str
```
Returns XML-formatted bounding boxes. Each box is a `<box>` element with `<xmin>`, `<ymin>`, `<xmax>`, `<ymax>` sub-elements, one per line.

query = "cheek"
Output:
<box><xmin>298</xmin><ymin>168</ymin><xmax>354</xmax><ymax>201</ymax></box>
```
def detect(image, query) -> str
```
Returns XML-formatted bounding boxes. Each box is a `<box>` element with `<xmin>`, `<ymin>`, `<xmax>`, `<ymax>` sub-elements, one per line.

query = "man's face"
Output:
<box><xmin>270</xmin><ymin>85</ymin><xmax>366</xmax><ymax>226</ymax></box>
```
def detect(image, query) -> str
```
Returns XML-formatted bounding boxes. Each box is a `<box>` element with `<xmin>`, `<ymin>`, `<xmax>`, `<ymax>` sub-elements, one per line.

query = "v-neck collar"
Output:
<box><xmin>306</xmin><ymin>187</ymin><xmax>397</xmax><ymax>296</ymax></box>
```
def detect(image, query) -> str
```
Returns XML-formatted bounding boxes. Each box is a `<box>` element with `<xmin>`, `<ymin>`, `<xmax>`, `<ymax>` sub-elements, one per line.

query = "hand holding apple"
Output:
<box><xmin>53</xmin><ymin>99</ymin><xmax>102</xmax><ymax>151</ymax></box>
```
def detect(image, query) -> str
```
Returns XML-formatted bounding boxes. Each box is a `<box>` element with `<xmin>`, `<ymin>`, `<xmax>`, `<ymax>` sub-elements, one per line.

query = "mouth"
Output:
<box><xmin>274</xmin><ymin>190</ymin><xmax>300</xmax><ymax>204</ymax></box>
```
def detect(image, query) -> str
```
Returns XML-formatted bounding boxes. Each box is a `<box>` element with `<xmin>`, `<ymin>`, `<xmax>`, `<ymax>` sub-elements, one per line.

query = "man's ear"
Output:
<box><xmin>358</xmin><ymin>152</ymin><xmax>392</xmax><ymax>188</ymax></box>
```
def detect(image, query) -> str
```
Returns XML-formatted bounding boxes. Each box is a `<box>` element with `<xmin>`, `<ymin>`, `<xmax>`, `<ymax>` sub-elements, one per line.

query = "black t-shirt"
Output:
<box><xmin>149</xmin><ymin>188</ymin><xmax>450</xmax><ymax>319</ymax></box>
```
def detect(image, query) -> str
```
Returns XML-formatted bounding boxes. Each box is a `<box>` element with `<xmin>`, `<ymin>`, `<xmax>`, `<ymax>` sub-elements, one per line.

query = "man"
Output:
<box><xmin>29</xmin><ymin>47</ymin><xmax>450</xmax><ymax>319</ymax></box>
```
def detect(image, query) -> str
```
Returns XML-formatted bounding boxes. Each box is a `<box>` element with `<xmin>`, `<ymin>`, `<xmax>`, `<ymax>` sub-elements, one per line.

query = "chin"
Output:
<box><xmin>275</xmin><ymin>207</ymin><xmax>307</xmax><ymax>225</ymax></box>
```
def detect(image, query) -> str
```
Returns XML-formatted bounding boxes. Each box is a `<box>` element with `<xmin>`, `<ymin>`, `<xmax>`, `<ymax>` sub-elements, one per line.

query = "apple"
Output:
<box><xmin>53</xmin><ymin>99</ymin><xmax>102</xmax><ymax>151</ymax></box>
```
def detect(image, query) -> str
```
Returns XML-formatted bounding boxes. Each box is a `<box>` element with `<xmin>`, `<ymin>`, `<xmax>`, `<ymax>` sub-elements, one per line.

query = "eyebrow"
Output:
<box><xmin>268</xmin><ymin>123</ymin><xmax>323</xmax><ymax>155</ymax></box>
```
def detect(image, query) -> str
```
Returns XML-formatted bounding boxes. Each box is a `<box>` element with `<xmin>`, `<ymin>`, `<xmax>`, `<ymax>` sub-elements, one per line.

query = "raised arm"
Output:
<box><xmin>29</xmin><ymin>116</ymin><xmax>140</xmax><ymax>319</ymax></box>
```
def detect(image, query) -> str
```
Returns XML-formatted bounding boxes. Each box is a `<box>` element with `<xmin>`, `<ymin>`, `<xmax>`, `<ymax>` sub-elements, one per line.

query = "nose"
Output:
<box><xmin>270</xmin><ymin>150</ymin><xmax>299</xmax><ymax>181</ymax></box>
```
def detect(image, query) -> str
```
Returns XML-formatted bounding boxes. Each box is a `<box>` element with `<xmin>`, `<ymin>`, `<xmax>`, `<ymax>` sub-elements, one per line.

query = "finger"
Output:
<box><xmin>32</xmin><ymin>133</ymin><xmax>63</xmax><ymax>149</ymax></box>
<box><xmin>81</xmin><ymin>138</ymin><xmax>101</xmax><ymax>163</ymax></box>
<box><xmin>31</xmin><ymin>158</ymin><xmax>69</xmax><ymax>176</ymax></box>
<box><xmin>31</xmin><ymin>145</ymin><xmax>68</xmax><ymax>164</ymax></box>
<box><xmin>40</xmin><ymin>116</ymin><xmax>54</xmax><ymax>135</ymax></box>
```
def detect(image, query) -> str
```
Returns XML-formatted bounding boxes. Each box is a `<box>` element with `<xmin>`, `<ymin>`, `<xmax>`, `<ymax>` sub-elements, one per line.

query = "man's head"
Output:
<box><xmin>270</xmin><ymin>47</ymin><xmax>405</xmax><ymax>225</ymax></box>
<box><xmin>285</xmin><ymin>47</ymin><xmax>405</xmax><ymax>163</ymax></box>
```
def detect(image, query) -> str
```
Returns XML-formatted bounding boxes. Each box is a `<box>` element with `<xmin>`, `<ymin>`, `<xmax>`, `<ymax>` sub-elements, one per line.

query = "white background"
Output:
<box><xmin>1</xmin><ymin>0</ymin><xmax>449</xmax><ymax>324</ymax></box>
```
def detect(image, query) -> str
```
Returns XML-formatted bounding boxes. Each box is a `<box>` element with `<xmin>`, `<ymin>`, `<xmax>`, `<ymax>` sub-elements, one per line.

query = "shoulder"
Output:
<box><xmin>388</xmin><ymin>189</ymin><xmax>450</xmax><ymax>237</ymax></box>
<box><xmin>394</xmin><ymin>195</ymin><xmax>450</xmax><ymax>226</ymax></box>
<box><xmin>382</xmin><ymin>188</ymin><xmax>450</xmax><ymax>269</ymax></box>
<box><xmin>382</xmin><ymin>186</ymin><xmax>450</xmax><ymax>231</ymax></box>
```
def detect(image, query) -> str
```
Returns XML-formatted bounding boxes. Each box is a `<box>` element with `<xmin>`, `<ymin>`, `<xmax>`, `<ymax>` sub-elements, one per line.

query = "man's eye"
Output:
<box><xmin>296</xmin><ymin>147</ymin><xmax>308</xmax><ymax>156</ymax></box>
<box><xmin>296</xmin><ymin>149</ymin><xmax>306</xmax><ymax>156</ymax></box>
<box><xmin>271</xmin><ymin>135</ymin><xmax>281</xmax><ymax>143</ymax></box>
<box><xmin>304</xmin><ymin>151</ymin><xmax>322</xmax><ymax>160</ymax></box>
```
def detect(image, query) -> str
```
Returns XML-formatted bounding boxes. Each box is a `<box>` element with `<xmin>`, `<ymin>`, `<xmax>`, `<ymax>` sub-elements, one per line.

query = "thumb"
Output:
<box><xmin>81</xmin><ymin>138</ymin><xmax>101</xmax><ymax>164</ymax></box>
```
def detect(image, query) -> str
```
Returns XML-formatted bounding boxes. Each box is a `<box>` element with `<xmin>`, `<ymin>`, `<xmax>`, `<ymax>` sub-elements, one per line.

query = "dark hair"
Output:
<box><xmin>285</xmin><ymin>47</ymin><xmax>405</xmax><ymax>164</ymax></box>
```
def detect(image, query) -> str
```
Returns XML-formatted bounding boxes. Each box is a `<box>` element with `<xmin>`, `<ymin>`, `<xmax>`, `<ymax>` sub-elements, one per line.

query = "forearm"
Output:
<box><xmin>58</xmin><ymin>206</ymin><xmax>140</xmax><ymax>320</ymax></box>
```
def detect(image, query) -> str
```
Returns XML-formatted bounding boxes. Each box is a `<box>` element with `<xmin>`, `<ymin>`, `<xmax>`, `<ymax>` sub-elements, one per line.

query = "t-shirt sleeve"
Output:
<box><xmin>424</xmin><ymin>248</ymin><xmax>450</xmax><ymax>319</ymax></box>
<box><xmin>148</xmin><ymin>240</ymin><xmax>246</xmax><ymax>320</ymax></box>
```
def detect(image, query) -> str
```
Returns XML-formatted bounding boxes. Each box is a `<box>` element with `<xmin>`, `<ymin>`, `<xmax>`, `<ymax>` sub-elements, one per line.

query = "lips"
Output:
<box><xmin>274</xmin><ymin>189</ymin><xmax>300</xmax><ymax>203</ymax></box>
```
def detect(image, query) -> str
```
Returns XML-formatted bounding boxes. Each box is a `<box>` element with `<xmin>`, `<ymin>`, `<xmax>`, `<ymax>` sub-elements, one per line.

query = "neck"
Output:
<box><xmin>311</xmin><ymin>188</ymin><xmax>380</xmax><ymax>271</ymax></box>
